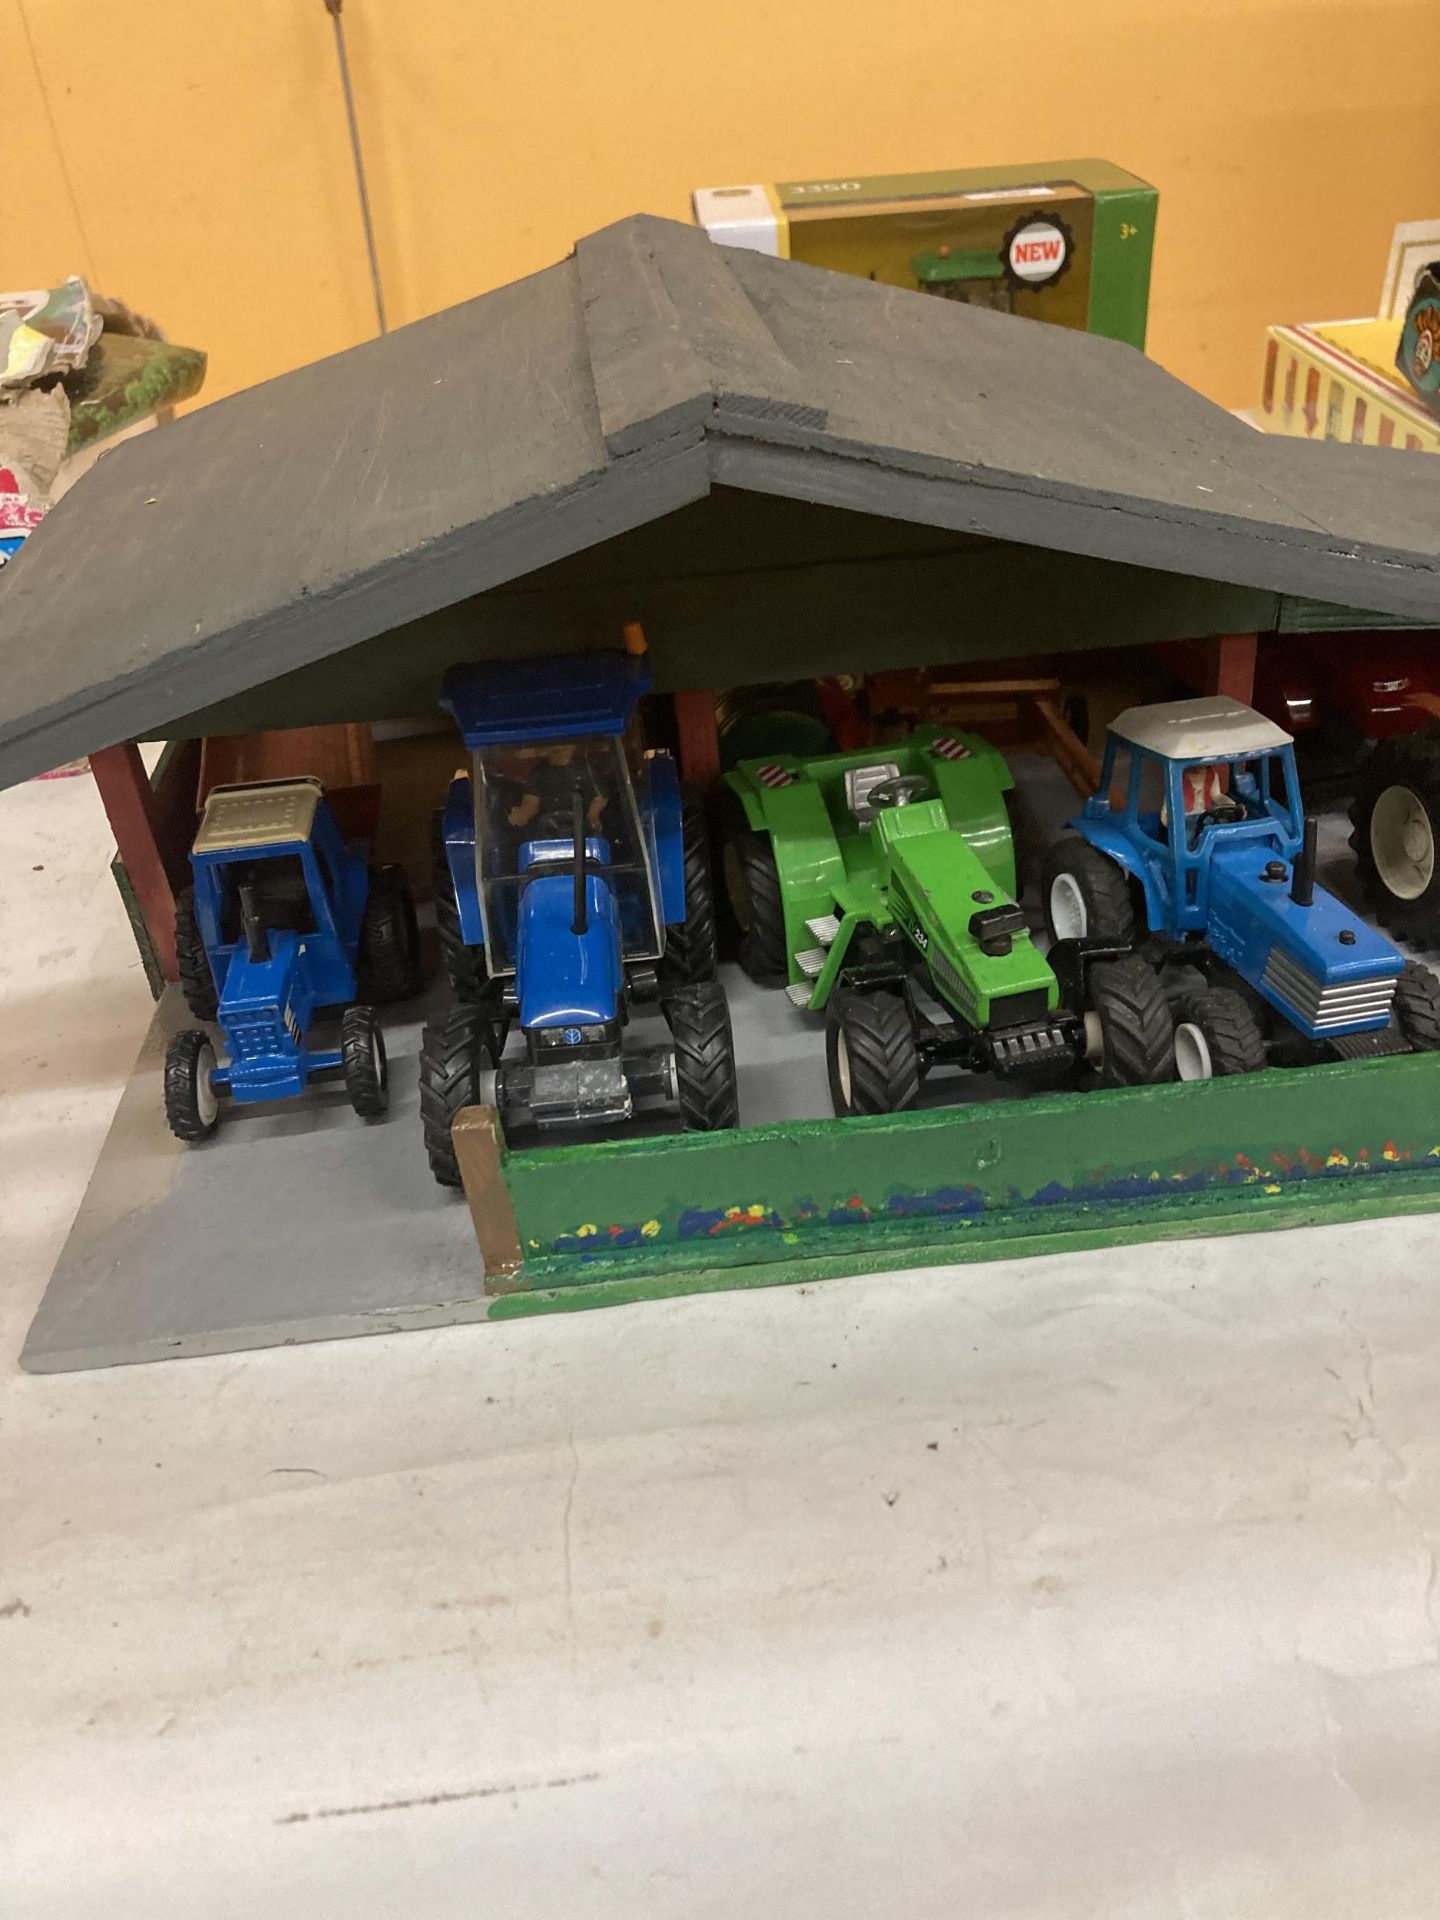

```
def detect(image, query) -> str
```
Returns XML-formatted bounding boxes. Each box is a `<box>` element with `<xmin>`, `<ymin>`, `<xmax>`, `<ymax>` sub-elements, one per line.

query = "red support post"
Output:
<box><xmin>673</xmin><ymin>687</ymin><xmax>721</xmax><ymax>792</ymax></box>
<box><xmin>1209</xmin><ymin>633</ymin><xmax>1258</xmax><ymax>706</ymax></box>
<box><xmin>89</xmin><ymin>743</ymin><xmax>178</xmax><ymax>980</ymax></box>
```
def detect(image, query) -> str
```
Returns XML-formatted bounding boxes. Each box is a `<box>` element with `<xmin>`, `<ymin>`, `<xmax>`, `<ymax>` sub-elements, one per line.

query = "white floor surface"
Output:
<box><xmin>5</xmin><ymin>768</ymin><xmax>1440</xmax><ymax>1917</ymax></box>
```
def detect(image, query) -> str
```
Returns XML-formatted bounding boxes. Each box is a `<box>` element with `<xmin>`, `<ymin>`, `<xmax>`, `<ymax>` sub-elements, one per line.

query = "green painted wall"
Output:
<box><xmin>494</xmin><ymin>1053</ymin><xmax>1440</xmax><ymax>1298</ymax></box>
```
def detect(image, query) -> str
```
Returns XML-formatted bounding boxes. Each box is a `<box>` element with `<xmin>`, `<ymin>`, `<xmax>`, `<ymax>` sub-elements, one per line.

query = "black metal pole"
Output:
<box><xmin>324</xmin><ymin>0</ymin><xmax>387</xmax><ymax>337</ymax></box>
<box><xmin>1291</xmin><ymin>815</ymin><xmax>1317</xmax><ymax>907</ymax></box>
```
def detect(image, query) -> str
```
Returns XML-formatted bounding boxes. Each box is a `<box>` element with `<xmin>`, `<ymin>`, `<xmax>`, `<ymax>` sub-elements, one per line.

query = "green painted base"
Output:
<box><xmin>485</xmin><ymin>1053</ymin><xmax>1440</xmax><ymax>1320</ymax></box>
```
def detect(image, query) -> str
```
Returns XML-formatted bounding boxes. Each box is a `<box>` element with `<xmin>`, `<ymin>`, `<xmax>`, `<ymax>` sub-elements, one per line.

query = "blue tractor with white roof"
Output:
<box><xmin>163</xmin><ymin>777</ymin><xmax>423</xmax><ymax>1141</ymax></box>
<box><xmin>421</xmin><ymin>640</ymin><xmax>736</xmax><ymax>1183</ymax></box>
<box><xmin>1042</xmin><ymin>697</ymin><xmax>1440</xmax><ymax>1078</ymax></box>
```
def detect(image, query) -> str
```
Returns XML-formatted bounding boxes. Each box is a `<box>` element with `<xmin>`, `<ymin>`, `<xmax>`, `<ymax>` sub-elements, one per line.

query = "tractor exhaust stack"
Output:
<box><xmin>1291</xmin><ymin>815</ymin><xmax>1318</xmax><ymax>908</ymax></box>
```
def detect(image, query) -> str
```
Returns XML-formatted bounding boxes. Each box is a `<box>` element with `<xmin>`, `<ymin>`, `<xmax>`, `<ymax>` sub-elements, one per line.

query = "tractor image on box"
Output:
<box><xmin>1042</xmin><ymin>697</ymin><xmax>1440</xmax><ymax>1077</ymax></box>
<box><xmin>719</xmin><ymin>730</ymin><xmax>1176</xmax><ymax>1115</ymax></box>
<box><xmin>422</xmin><ymin>645</ymin><xmax>737</xmax><ymax>1184</ymax></box>
<box><xmin>163</xmin><ymin>778</ymin><xmax>423</xmax><ymax>1142</ymax></box>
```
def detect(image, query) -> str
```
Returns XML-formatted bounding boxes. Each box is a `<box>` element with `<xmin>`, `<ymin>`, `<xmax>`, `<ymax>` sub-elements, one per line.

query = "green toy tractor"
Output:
<box><xmin>719</xmin><ymin>730</ymin><xmax>1176</xmax><ymax>1115</ymax></box>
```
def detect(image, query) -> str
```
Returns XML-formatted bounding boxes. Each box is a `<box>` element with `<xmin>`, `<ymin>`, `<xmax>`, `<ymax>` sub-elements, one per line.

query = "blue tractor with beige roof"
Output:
<box><xmin>422</xmin><ymin>640</ymin><xmax>736</xmax><ymax>1183</ymax></box>
<box><xmin>1043</xmin><ymin>696</ymin><xmax>1440</xmax><ymax>1075</ymax></box>
<box><xmin>164</xmin><ymin>777</ymin><xmax>423</xmax><ymax>1141</ymax></box>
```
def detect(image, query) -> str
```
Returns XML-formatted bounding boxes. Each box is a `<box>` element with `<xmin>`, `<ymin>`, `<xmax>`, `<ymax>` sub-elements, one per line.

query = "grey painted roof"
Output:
<box><xmin>1</xmin><ymin>212</ymin><xmax>1439</xmax><ymax>789</ymax></box>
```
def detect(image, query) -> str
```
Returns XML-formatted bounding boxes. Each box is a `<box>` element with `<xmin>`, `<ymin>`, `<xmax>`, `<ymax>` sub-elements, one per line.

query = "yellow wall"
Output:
<box><xmin>11</xmin><ymin>0</ymin><xmax>1440</xmax><ymax>413</ymax></box>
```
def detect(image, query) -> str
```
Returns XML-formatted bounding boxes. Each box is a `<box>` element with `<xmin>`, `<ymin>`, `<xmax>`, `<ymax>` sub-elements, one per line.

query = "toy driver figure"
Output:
<box><xmin>491</xmin><ymin>743</ymin><xmax>610</xmax><ymax>852</ymax></box>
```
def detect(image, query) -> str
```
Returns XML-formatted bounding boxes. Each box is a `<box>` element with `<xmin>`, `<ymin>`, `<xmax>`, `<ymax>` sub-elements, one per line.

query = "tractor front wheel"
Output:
<box><xmin>1394</xmin><ymin>961</ymin><xmax>1440</xmax><ymax>1052</ymax></box>
<box><xmin>1085</xmin><ymin>955</ymin><xmax>1174</xmax><ymax>1087</ymax></box>
<box><xmin>174</xmin><ymin>888</ymin><xmax>218</xmax><ymax>1022</ymax></box>
<box><xmin>164</xmin><ymin>1028</ymin><xmax>221</xmax><ymax>1143</ymax></box>
<box><xmin>826</xmin><ymin>988</ymin><xmax>920</xmax><ymax>1116</ymax></box>
<box><xmin>1043</xmin><ymin>837</ymin><xmax>1136</xmax><ymax>945</ymax></box>
<box><xmin>419</xmin><ymin>1005</ymin><xmax>500</xmax><ymax>1187</ymax></box>
<box><xmin>665</xmin><ymin>982</ymin><xmax>739</xmax><ymax>1131</ymax></box>
<box><xmin>359</xmin><ymin>865</ymin><xmax>424</xmax><ymax>1003</ymax></box>
<box><xmin>660</xmin><ymin>786</ymin><xmax>719</xmax><ymax>987</ymax></box>
<box><xmin>1172</xmin><ymin>988</ymin><xmax>1267</xmax><ymax>1080</ymax></box>
<box><xmin>342</xmin><ymin>1005</ymin><xmax>389</xmax><ymax>1118</ymax></box>
<box><xmin>1350</xmin><ymin>735</ymin><xmax>1440</xmax><ymax>947</ymax></box>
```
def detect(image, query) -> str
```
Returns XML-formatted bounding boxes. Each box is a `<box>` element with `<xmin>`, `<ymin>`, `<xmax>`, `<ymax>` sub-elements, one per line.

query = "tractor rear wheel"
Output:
<box><xmin>1043</xmin><ymin>837</ymin><xmax>1136</xmax><ymax>945</ymax></box>
<box><xmin>660</xmin><ymin>786</ymin><xmax>719</xmax><ymax>987</ymax></box>
<box><xmin>1086</xmin><ymin>955</ymin><xmax>1174</xmax><ymax>1087</ymax></box>
<box><xmin>722</xmin><ymin>828</ymin><xmax>789</xmax><ymax>986</ymax></box>
<box><xmin>164</xmin><ymin>1028</ymin><xmax>221</xmax><ymax>1143</ymax></box>
<box><xmin>1394</xmin><ymin>961</ymin><xmax>1440</xmax><ymax>1051</ymax></box>
<box><xmin>826</xmin><ymin>988</ymin><xmax>920</xmax><ymax>1116</ymax></box>
<box><xmin>419</xmin><ymin>1005</ymin><xmax>499</xmax><ymax>1187</ymax></box>
<box><xmin>665</xmin><ymin>982</ymin><xmax>739</xmax><ymax>1131</ymax></box>
<box><xmin>174</xmin><ymin>888</ymin><xmax>218</xmax><ymax>1022</ymax></box>
<box><xmin>359</xmin><ymin>865</ymin><xmax>424</xmax><ymax>1003</ymax></box>
<box><xmin>341</xmin><ymin>1005</ymin><xmax>389</xmax><ymax>1118</ymax></box>
<box><xmin>1172</xmin><ymin>988</ymin><xmax>1267</xmax><ymax>1080</ymax></box>
<box><xmin>1350</xmin><ymin>735</ymin><xmax>1440</xmax><ymax>947</ymax></box>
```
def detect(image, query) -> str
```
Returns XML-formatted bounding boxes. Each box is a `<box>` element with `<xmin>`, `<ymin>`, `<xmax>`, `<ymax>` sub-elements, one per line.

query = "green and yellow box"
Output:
<box><xmin>693</xmin><ymin>159</ymin><xmax>1158</xmax><ymax>349</ymax></box>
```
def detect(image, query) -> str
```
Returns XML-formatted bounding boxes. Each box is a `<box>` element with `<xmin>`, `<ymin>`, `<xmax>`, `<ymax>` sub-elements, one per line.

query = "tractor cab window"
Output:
<box><xmin>473</xmin><ymin>734</ymin><xmax>662</xmax><ymax>973</ymax></box>
<box><xmin>216</xmin><ymin>852</ymin><xmax>317</xmax><ymax>944</ymax></box>
<box><xmin>1165</xmin><ymin>752</ymin><xmax>1298</xmax><ymax>848</ymax></box>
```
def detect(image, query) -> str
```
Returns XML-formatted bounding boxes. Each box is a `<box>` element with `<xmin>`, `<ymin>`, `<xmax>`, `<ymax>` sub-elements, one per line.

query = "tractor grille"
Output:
<box><xmin>1262</xmin><ymin>947</ymin><xmax>1396</xmax><ymax>1031</ymax></box>
<box><xmin>225</xmin><ymin>1009</ymin><xmax>291</xmax><ymax>1058</ymax></box>
<box><xmin>929</xmin><ymin>950</ymin><xmax>978</xmax><ymax>1024</ymax></box>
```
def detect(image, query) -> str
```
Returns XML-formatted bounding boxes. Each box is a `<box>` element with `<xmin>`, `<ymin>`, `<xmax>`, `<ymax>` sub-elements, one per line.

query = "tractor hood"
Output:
<box><xmin>1208</xmin><ymin>842</ymin><xmax>1402</xmax><ymax>1033</ymax></box>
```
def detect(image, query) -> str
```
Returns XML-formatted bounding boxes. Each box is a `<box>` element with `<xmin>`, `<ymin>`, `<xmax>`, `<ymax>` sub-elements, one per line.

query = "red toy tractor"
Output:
<box><xmin>1254</xmin><ymin>633</ymin><xmax>1440</xmax><ymax>947</ymax></box>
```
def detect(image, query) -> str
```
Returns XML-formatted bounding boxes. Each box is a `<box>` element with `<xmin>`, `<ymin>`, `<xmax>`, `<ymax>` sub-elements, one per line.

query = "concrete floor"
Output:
<box><xmin>6</xmin><ymin>767</ymin><xmax>1440</xmax><ymax>1916</ymax></box>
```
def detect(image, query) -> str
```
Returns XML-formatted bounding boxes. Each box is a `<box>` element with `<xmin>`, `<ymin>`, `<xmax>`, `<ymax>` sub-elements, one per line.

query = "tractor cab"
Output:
<box><xmin>189</xmin><ymin>778</ymin><xmax>368</xmax><ymax>1015</ymax></box>
<box><xmin>1078</xmin><ymin>698</ymin><xmax>1306</xmax><ymax>934</ymax></box>
<box><xmin>439</xmin><ymin>650</ymin><xmax>679</xmax><ymax>1026</ymax></box>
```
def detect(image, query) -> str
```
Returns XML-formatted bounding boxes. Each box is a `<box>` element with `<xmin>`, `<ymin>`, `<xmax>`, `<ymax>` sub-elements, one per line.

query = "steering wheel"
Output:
<box><xmin>1194</xmin><ymin>795</ymin><xmax>1247</xmax><ymax>832</ymax></box>
<box><xmin>868</xmin><ymin>773</ymin><xmax>934</xmax><ymax>811</ymax></box>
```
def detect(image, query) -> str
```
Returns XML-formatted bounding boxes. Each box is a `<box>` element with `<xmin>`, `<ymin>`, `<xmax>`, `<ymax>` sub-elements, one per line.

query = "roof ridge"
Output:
<box><xmin>574</xmin><ymin>214</ymin><xmax>826</xmax><ymax>459</ymax></box>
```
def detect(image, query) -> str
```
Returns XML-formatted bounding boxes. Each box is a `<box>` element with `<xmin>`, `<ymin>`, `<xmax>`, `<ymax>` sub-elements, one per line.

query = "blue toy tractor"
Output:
<box><xmin>422</xmin><ymin>644</ymin><xmax>737</xmax><ymax>1183</ymax></box>
<box><xmin>1043</xmin><ymin>697</ymin><xmax>1440</xmax><ymax>1078</ymax></box>
<box><xmin>164</xmin><ymin>778</ymin><xmax>423</xmax><ymax>1141</ymax></box>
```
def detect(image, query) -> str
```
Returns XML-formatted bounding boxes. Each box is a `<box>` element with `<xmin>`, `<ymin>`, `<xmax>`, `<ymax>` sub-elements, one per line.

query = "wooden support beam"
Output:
<box><xmin>452</xmin><ymin>1105</ymin><xmax>525</xmax><ymax>1290</ymax></box>
<box><xmin>89</xmin><ymin>743</ymin><xmax>178</xmax><ymax>980</ymax></box>
<box><xmin>1031</xmin><ymin>696</ymin><xmax>1102</xmax><ymax>798</ymax></box>
<box><xmin>673</xmin><ymin>687</ymin><xmax>721</xmax><ymax>790</ymax></box>
<box><xmin>1208</xmin><ymin>633</ymin><xmax>1258</xmax><ymax>705</ymax></box>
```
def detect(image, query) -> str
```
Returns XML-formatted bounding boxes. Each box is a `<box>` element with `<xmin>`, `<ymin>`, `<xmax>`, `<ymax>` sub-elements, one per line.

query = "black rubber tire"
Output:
<box><xmin>358</xmin><ymin>865</ymin><xmax>423</xmax><ymax>1003</ymax></box>
<box><xmin>722</xmin><ymin>827</ymin><xmax>789</xmax><ymax>987</ymax></box>
<box><xmin>164</xmin><ymin>1028</ymin><xmax>220</xmax><ymax>1142</ymax></box>
<box><xmin>826</xmin><ymin>987</ymin><xmax>920</xmax><ymax>1116</ymax></box>
<box><xmin>660</xmin><ymin>786</ymin><xmax>719</xmax><ymax>988</ymax></box>
<box><xmin>419</xmin><ymin>1005</ymin><xmax>496</xmax><ymax>1187</ymax></box>
<box><xmin>341</xmin><ymin>1004</ymin><xmax>389</xmax><ymax>1118</ymax></box>
<box><xmin>1349</xmin><ymin>734</ymin><xmax>1440</xmax><ymax>948</ymax></box>
<box><xmin>1087</xmin><ymin>955</ymin><xmax>1175</xmax><ymax>1087</ymax></box>
<box><xmin>1172</xmin><ymin>987</ymin><xmax>1267</xmax><ymax>1079</ymax></box>
<box><xmin>1043</xmin><ymin>836</ymin><xmax>1137</xmax><ymax>944</ymax></box>
<box><xmin>174</xmin><ymin>887</ymin><xmax>219</xmax><ymax>1021</ymax></box>
<box><xmin>431</xmin><ymin>816</ymin><xmax>491</xmax><ymax>1004</ymax></box>
<box><xmin>665</xmin><ymin>981</ymin><xmax>739</xmax><ymax>1131</ymax></box>
<box><xmin>1394</xmin><ymin>961</ymin><xmax>1440</xmax><ymax>1051</ymax></box>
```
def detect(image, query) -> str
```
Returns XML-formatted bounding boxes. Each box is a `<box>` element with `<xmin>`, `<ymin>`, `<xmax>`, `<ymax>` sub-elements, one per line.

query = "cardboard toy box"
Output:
<box><xmin>693</xmin><ymin>159</ymin><xmax>1158</xmax><ymax>349</ymax></box>
<box><xmin>1259</xmin><ymin>320</ymin><xmax>1440</xmax><ymax>453</ymax></box>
